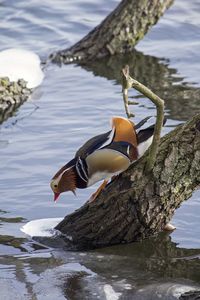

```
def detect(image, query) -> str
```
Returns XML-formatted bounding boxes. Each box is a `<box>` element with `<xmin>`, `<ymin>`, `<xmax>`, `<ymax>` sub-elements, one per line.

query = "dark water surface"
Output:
<box><xmin>0</xmin><ymin>0</ymin><xmax>200</xmax><ymax>299</ymax></box>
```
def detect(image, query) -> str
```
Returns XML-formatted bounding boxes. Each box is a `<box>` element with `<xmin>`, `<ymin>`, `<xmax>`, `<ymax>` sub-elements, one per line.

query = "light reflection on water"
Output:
<box><xmin>0</xmin><ymin>0</ymin><xmax>200</xmax><ymax>298</ymax></box>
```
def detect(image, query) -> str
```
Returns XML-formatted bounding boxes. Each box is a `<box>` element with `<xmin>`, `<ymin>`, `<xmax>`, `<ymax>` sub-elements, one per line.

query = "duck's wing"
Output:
<box><xmin>135</xmin><ymin>116</ymin><xmax>167</xmax><ymax>157</ymax></box>
<box><xmin>75</xmin><ymin>129</ymin><xmax>114</xmax><ymax>159</ymax></box>
<box><xmin>136</xmin><ymin>116</ymin><xmax>167</xmax><ymax>144</ymax></box>
<box><xmin>134</xmin><ymin>116</ymin><xmax>152</xmax><ymax>130</ymax></box>
<box><xmin>103</xmin><ymin>141</ymin><xmax>138</xmax><ymax>162</ymax></box>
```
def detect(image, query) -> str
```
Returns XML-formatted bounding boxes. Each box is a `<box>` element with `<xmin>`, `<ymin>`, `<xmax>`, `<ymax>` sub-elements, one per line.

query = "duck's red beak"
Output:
<box><xmin>54</xmin><ymin>192</ymin><xmax>60</xmax><ymax>202</ymax></box>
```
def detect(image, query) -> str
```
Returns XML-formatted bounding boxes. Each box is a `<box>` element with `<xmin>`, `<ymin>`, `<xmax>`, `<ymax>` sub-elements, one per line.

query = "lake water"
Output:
<box><xmin>0</xmin><ymin>0</ymin><xmax>200</xmax><ymax>299</ymax></box>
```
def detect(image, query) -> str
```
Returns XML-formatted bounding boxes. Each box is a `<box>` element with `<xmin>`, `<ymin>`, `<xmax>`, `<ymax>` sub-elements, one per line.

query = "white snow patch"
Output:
<box><xmin>20</xmin><ymin>218</ymin><xmax>62</xmax><ymax>237</ymax></box>
<box><xmin>0</xmin><ymin>48</ymin><xmax>44</xmax><ymax>88</ymax></box>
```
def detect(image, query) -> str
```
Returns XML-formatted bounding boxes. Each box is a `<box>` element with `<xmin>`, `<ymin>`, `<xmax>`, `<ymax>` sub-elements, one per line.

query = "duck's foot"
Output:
<box><xmin>88</xmin><ymin>180</ymin><xmax>108</xmax><ymax>203</ymax></box>
<box><xmin>164</xmin><ymin>223</ymin><xmax>176</xmax><ymax>231</ymax></box>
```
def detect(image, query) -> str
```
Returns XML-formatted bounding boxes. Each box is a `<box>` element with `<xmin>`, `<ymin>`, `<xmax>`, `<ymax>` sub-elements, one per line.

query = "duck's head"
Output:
<box><xmin>50</xmin><ymin>166</ymin><xmax>76</xmax><ymax>202</ymax></box>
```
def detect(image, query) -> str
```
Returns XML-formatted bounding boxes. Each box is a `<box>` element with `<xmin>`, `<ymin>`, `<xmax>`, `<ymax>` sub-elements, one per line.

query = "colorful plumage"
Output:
<box><xmin>50</xmin><ymin>116</ymin><xmax>166</xmax><ymax>202</ymax></box>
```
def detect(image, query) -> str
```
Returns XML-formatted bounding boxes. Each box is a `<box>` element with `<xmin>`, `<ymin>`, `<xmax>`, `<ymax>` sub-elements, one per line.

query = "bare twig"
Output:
<box><xmin>121</xmin><ymin>66</ymin><xmax>134</xmax><ymax>118</ymax></box>
<box><xmin>121</xmin><ymin>65</ymin><xmax>165</xmax><ymax>171</ymax></box>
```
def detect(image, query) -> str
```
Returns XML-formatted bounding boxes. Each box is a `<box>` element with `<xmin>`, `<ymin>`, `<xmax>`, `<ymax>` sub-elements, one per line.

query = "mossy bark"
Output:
<box><xmin>50</xmin><ymin>0</ymin><xmax>174</xmax><ymax>64</ymax></box>
<box><xmin>56</xmin><ymin>114</ymin><xmax>200</xmax><ymax>249</ymax></box>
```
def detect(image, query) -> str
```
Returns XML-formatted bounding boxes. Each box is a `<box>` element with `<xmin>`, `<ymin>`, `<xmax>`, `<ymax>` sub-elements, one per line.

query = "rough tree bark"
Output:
<box><xmin>0</xmin><ymin>77</ymin><xmax>31</xmax><ymax>124</ymax></box>
<box><xmin>56</xmin><ymin>113</ymin><xmax>200</xmax><ymax>249</ymax></box>
<box><xmin>50</xmin><ymin>0</ymin><xmax>174</xmax><ymax>63</ymax></box>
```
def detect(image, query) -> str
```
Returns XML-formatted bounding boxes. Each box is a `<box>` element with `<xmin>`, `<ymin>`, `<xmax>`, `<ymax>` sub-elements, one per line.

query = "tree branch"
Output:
<box><xmin>55</xmin><ymin>113</ymin><xmax>200</xmax><ymax>250</ymax></box>
<box><xmin>50</xmin><ymin>0</ymin><xmax>174</xmax><ymax>64</ymax></box>
<box><xmin>121</xmin><ymin>65</ymin><xmax>165</xmax><ymax>171</ymax></box>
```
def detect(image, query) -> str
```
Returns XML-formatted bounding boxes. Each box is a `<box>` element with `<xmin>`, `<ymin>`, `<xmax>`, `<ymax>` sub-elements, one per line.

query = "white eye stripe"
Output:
<box><xmin>99</xmin><ymin>127</ymin><xmax>115</xmax><ymax>150</ymax></box>
<box><xmin>54</xmin><ymin>166</ymin><xmax>72</xmax><ymax>185</ymax></box>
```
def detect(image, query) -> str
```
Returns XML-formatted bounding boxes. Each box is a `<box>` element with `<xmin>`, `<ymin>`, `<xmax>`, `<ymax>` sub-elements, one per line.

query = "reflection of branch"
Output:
<box><xmin>122</xmin><ymin>65</ymin><xmax>164</xmax><ymax>171</ymax></box>
<box><xmin>76</xmin><ymin>233</ymin><xmax>200</xmax><ymax>283</ymax></box>
<box><xmin>80</xmin><ymin>50</ymin><xmax>200</xmax><ymax>121</ymax></box>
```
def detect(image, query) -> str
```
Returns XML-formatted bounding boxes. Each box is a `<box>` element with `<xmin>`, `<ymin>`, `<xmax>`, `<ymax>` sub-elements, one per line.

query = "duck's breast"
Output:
<box><xmin>86</xmin><ymin>149</ymin><xmax>130</xmax><ymax>186</ymax></box>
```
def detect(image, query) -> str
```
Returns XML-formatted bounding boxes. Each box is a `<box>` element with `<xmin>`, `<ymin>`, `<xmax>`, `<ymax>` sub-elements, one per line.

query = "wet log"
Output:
<box><xmin>50</xmin><ymin>0</ymin><xmax>174</xmax><ymax>64</ymax></box>
<box><xmin>55</xmin><ymin>113</ymin><xmax>200</xmax><ymax>249</ymax></box>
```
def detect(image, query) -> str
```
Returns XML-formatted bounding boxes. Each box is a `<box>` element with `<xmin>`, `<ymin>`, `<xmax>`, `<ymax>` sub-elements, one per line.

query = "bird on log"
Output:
<box><xmin>50</xmin><ymin>116</ymin><xmax>166</xmax><ymax>202</ymax></box>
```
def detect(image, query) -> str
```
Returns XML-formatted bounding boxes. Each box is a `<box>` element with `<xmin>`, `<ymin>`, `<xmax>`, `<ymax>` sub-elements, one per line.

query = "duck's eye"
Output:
<box><xmin>54</xmin><ymin>184</ymin><xmax>58</xmax><ymax>188</ymax></box>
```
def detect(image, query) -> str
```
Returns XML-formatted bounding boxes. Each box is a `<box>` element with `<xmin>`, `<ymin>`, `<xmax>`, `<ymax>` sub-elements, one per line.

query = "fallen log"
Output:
<box><xmin>50</xmin><ymin>0</ymin><xmax>174</xmax><ymax>63</ymax></box>
<box><xmin>55</xmin><ymin>113</ymin><xmax>200</xmax><ymax>249</ymax></box>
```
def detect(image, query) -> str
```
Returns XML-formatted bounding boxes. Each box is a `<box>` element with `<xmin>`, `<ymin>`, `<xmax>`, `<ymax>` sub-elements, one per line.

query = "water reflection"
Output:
<box><xmin>93</xmin><ymin>233</ymin><xmax>200</xmax><ymax>282</ymax></box>
<box><xmin>1</xmin><ymin>232</ymin><xmax>200</xmax><ymax>299</ymax></box>
<box><xmin>80</xmin><ymin>49</ymin><xmax>200</xmax><ymax>121</ymax></box>
<box><xmin>1</xmin><ymin>48</ymin><xmax>200</xmax><ymax>125</ymax></box>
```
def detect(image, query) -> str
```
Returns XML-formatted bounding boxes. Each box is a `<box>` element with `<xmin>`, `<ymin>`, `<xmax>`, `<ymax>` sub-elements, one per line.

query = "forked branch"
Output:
<box><xmin>121</xmin><ymin>65</ymin><xmax>165</xmax><ymax>171</ymax></box>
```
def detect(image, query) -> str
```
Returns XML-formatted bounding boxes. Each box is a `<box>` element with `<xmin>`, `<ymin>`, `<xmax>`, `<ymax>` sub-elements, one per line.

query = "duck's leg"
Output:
<box><xmin>88</xmin><ymin>180</ymin><xmax>108</xmax><ymax>202</ymax></box>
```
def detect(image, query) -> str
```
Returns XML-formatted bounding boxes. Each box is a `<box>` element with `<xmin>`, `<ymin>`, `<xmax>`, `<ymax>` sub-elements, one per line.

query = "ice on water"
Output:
<box><xmin>21</xmin><ymin>218</ymin><xmax>62</xmax><ymax>237</ymax></box>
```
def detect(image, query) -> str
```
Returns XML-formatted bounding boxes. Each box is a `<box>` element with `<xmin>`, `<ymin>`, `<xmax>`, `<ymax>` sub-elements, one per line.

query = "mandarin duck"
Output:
<box><xmin>51</xmin><ymin>116</ymin><xmax>166</xmax><ymax>202</ymax></box>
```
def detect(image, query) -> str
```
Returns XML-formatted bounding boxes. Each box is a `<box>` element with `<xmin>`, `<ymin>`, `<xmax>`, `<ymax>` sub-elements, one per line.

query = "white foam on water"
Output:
<box><xmin>0</xmin><ymin>48</ymin><xmax>44</xmax><ymax>88</ymax></box>
<box><xmin>103</xmin><ymin>284</ymin><xmax>122</xmax><ymax>300</ymax></box>
<box><xmin>20</xmin><ymin>218</ymin><xmax>62</xmax><ymax>237</ymax></box>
